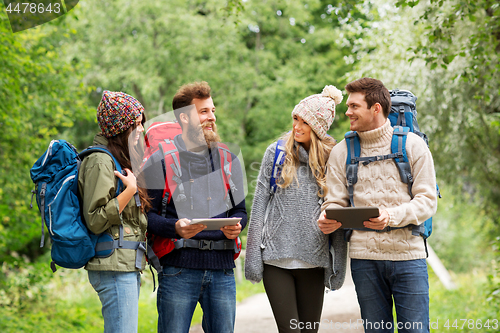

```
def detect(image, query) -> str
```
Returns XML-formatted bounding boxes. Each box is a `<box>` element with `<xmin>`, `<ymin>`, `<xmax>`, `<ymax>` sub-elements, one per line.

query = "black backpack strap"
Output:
<box><xmin>146</xmin><ymin>243</ymin><xmax>162</xmax><ymax>272</ymax></box>
<box><xmin>39</xmin><ymin>183</ymin><xmax>47</xmax><ymax>247</ymax></box>
<box><xmin>356</xmin><ymin>152</ymin><xmax>404</xmax><ymax>166</ymax></box>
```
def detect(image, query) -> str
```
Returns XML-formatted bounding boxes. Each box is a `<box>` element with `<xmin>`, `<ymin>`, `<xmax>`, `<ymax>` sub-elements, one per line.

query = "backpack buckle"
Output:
<box><xmin>199</xmin><ymin>240</ymin><xmax>213</xmax><ymax>250</ymax></box>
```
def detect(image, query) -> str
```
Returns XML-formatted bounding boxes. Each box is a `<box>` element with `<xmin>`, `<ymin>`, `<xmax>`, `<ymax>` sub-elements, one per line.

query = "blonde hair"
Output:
<box><xmin>278</xmin><ymin>131</ymin><xmax>336</xmax><ymax>197</ymax></box>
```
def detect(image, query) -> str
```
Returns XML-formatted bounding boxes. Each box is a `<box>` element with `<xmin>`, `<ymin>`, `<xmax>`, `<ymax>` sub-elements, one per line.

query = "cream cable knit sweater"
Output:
<box><xmin>322</xmin><ymin>119</ymin><xmax>438</xmax><ymax>261</ymax></box>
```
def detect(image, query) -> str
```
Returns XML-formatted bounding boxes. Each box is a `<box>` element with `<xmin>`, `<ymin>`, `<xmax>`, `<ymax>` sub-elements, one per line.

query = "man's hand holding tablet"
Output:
<box><xmin>318</xmin><ymin>207</ymin><xmax>384</xmax><ymax>233</ymax></box>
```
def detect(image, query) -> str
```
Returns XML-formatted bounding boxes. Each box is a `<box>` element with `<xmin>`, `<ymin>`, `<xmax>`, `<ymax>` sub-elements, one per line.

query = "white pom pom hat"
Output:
<box><xmin>291</xmin><ymin>85</ymin><xmax>343</xmax><ymax>140</ymax></box>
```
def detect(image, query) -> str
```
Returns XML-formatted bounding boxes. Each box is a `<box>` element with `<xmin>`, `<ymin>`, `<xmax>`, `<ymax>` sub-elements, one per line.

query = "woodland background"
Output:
<box><xmin>1</xmin><ymin>0</ymin><xmax>500</xmax><ymax>331</ymax></box>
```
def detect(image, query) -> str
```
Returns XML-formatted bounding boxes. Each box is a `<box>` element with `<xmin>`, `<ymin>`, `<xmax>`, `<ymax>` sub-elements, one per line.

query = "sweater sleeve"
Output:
<box><xmin>321</xmin><ymin>140</ymin><xmax>350</xmax><ymax>214</ymax></box>
<box><xmin>244</xmin><ymin>143</ymin><xmax>275</xmax><ymax>283</ymax></box>
<box><xmin>385</xmin><ymin>134</ymin><xmax>438</xmax><ymax>228</ymax></box>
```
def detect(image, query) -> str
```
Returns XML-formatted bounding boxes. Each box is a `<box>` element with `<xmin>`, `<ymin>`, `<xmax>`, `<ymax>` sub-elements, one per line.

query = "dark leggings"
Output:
<box><xmin>263</xmin><ymin>264</ymin><xmax>325</xmax><ymax>333</ymax></box>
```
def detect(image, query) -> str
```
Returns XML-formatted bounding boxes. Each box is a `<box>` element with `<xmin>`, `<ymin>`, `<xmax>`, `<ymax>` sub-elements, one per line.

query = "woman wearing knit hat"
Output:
<box><xmin>245</xmin><ymin>86</ymin><xmax>348</xmax><ymax>333</ymax></box>
<box><xmin>78</xmin><ymin>90</ymin><xmax>151</xmax><ymax>333</ymax></box>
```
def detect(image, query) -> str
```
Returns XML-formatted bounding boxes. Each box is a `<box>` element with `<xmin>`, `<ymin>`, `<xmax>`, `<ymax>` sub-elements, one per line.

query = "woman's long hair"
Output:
<box><xmin>106</xmin><ymin>114</ymin><xmax>152</xmax><ymax>212</ymax></box>
<box><xmin>278</xmin><ymin>130</ymin><xmax>336</xmax><ymax>197</ymax></box>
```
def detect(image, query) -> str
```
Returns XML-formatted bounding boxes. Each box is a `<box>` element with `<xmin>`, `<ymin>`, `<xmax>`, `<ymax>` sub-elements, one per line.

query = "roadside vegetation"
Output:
<box><xmin>1</xmin><ymin>1</ymin><xmax>499</xmax><ymax>332</ymax></box>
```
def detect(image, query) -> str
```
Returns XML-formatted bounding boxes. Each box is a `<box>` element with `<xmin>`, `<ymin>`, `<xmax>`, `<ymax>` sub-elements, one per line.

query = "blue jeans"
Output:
<box><xmin>88</xmin><ymin>270</ymin><xmax>141</xmax><ymax>333</ymax></box>
<box><xmin>157</xmin><ymin>265</ymin><xmax>236</xmax><ymax>333</ymax></box>
<box><xmin>351</xmin><ymin>259</ymin><xmax>429</xmax><ymax>333</ymax></box>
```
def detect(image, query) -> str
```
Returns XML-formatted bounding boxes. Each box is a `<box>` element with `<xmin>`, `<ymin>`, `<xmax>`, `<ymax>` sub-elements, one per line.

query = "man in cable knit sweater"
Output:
<box><xmin>318</xmin><ymin>78</ymin><xmax>437</xmax><ymax>333</ymax></box>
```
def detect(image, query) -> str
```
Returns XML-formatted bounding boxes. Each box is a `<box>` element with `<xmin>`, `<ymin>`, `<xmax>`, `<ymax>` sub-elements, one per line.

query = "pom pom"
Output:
<box><xmin>322</xmin><ymin>85</ymin><xmax>343</xmax><ymax>105</ymax></box>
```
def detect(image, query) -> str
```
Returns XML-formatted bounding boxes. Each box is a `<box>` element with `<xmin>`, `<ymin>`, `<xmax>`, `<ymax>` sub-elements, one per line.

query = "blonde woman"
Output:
<box><xmin>245</xmin><ymin>86</ymin><xmax>348</xmax><ymax>333</ymax></box>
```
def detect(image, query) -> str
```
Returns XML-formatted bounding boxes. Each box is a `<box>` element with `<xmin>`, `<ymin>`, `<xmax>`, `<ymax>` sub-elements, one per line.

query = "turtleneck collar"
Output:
<box><xmin>357</xmin><ymin>119</ymin><xmax>393</xmax><ymax>149</ymax></box>
<box><xmin>294</xmin><ymin>141</ymin><xmax>310</xmax><ymax>164</ymax></box>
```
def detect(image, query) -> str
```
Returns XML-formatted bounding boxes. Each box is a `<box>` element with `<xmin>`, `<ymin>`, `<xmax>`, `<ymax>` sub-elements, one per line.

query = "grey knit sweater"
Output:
<box><xmin>245</xmin><ymin>141</ymin><xmax>347</xmax><ymax>290</ymax></box>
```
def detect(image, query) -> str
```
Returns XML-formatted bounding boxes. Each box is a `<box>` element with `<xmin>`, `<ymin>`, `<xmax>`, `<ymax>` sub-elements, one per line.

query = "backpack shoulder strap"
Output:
<box><xmin>79</xmin><ymin>145</ymin><xmax>124</xmax><ymax>196</ymax></box>
<box><xmin>270</xmin><ymin>139</ymin><xmax>286</xmax><ymax>194</ymax></box>
<box><xmin>345</xmin><ymin>131</ymin><xmax>361</xmax><ymax>207</ymax></box>
<box><xmin>158</xmin><ymin>139</ymin><xmax>185</xmax><ymax>212</ymax></box>
<box><xmin>391</xmin><ymin>126</ymin><xmax>433</xmax><ymax>239</ymax></box>
<box><xmin>217</xmin><ymin>143</ymin><xmax>235</xmax><ymax>199</ymax></box>
<box><xmin>391</xmin><ymin>126</ymin><xmax>413</xmax><ymax>198</ymax></box>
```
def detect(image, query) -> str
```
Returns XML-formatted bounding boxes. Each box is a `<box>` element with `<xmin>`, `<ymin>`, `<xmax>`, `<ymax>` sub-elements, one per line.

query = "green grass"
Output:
<box><xmin>0</xmin><ymin>263</ymin><xmax>265</xmax><ymax>332</ymax></box>
<box><xmin>429</xmin><ymin>268</ymin><xmax>498</xmax><ymax>333</ymax></box>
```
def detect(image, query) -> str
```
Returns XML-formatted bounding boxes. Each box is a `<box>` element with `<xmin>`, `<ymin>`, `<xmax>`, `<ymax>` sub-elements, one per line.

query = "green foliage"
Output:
<box><xmin>429</xmin><ymin>269</ymin><xmax>499</xmax><ymax>333</ymax></box>
<box><xmin>63</xmin><ymin>0</ymin><xmax>353</xmax><ymax>207</ymax></box>
<box><xmin>0</xmin><ymin>7</ymin><xmax>94</xmax><ymax>263</ymax></box>
<box><xmin>392</xmin><ymin>0</ymin><xmax>500</xmax><ymax>223</ymax></box>
<box><xmin>430</xmin><ymin>185</ymin><xmax>495</xmax><ymax>273</ymax></box>
<box><xmin>487</xmin><ymin>236</ymin><xmax>500</xmax><ymax>320</ymax></box>
<box><xmin>0</xmin><ymin>253</ymin><xmax>52</xmax><ymax>313</ymax></box>
<box><xmin>0</xmin><ymin>256</ymin><xmax>262</xmax><ymax>332</ymax></box>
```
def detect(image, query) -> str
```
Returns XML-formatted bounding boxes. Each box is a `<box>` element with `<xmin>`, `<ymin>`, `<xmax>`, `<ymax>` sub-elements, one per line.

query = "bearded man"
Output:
<box><xmin>144</xmin><ymin>81</ymin><xmax>247</xmax><ymax>333</ymax></box>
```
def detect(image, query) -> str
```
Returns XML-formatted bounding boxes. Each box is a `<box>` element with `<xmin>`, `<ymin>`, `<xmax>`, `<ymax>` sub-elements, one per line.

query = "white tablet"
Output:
<box><xmin>190</xmin><ymin>217</ymin><xmax>242</xmax><ymax>231</ymax></box>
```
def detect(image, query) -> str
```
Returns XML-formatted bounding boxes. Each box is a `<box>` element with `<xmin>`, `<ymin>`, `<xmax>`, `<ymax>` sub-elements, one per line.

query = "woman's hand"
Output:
<box><xmin>114</xmin><ymin>168</ymin><xmax>137</xmax><ymax>193</ymax></box>
<box><xmin>114</xmin><ymin>168</ymin><xmax>138</xmax><ymax>213</ymax></box>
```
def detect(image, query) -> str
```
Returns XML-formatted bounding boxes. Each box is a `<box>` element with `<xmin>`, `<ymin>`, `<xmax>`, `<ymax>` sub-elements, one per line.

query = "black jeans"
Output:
<box><xmin>263</xmin><ymin>264</ymin><xmax>325</xmax><ymax>333</ymax></box>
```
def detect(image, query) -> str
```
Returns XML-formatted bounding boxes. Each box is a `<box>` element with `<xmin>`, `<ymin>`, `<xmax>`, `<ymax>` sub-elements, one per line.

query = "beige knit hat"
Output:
<box><xmin>291</xmin><ymin>85</ymin><xmax>343</xmax><ymax>140</ymax></box>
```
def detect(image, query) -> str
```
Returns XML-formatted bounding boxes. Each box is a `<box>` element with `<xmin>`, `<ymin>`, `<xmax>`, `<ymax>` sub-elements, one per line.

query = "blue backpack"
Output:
<box><xmin>345</xmin><ymin>89</ymin><xmax>440</xmax><ymax>240</ymax></box>
<box><xmin>30</xmin><ymin>140</ymin><xmax>158</xmax><ymax>272</ymax></box>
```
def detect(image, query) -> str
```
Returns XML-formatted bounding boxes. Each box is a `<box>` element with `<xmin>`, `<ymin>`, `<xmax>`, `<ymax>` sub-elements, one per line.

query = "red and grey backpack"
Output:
<box><xmin>143</xmin><ymin>121</ymin><xmax>242</xmax><ymax>260</ymax></box>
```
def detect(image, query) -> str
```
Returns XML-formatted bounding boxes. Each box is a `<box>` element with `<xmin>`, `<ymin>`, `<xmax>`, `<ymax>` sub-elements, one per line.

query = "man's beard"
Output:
<box><xmin>186</xmin><ymin>121</ymin><xmax>221</xmax><ymax>148</ymax></box>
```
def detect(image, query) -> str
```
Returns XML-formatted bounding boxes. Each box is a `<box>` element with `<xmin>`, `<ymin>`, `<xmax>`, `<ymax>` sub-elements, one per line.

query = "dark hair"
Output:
<box><xmin>345</xmin><ymin>78</ymin><xmax>391</xmax><ymax>118</ymax></box>
<box><xmin>172</xmin><ymin>81</ymin><xmax>211</xmax><ymax>123</ymax></box>
<box><xmin>107</xmin><ymin>113</ymin><xmax>151</xmax><ymax>212</ymax></box>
